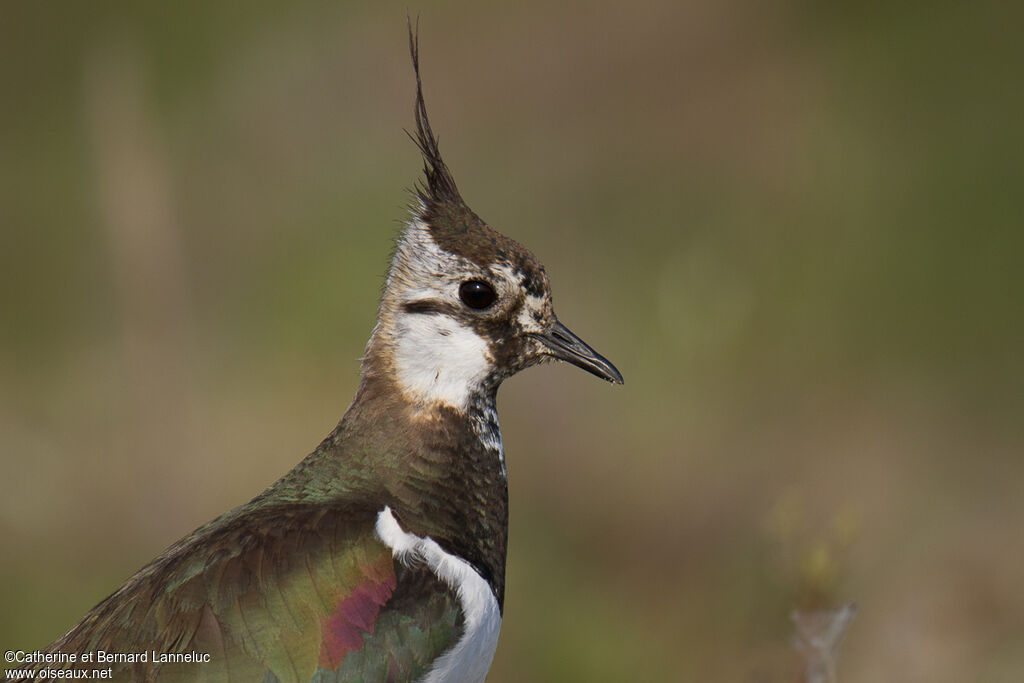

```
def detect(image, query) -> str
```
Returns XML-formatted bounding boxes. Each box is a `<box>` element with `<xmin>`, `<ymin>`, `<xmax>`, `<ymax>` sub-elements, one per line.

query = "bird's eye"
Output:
<box><xmin>459</xmin><ymin>280</ymin><xmax>497</xmax><ymax>310</ymax></box>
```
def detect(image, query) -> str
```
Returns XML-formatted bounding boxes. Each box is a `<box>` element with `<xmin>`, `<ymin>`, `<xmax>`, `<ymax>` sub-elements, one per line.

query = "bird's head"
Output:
<box><xmin>363</xmin><ymin>26</ymin><xmax>622</xmax><ymax>415</ymax></box>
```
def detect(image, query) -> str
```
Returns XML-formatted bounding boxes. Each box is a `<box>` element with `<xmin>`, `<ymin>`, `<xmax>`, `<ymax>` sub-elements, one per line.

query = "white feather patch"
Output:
<box><xmin>375</xmin><ymin>507</ymin><xmax>502</xmax><ymax>683</ymax></box>
<box><xmin>393</xmin><ymin>312</ymin><xmax>492</xmax><ymax>412</ymax></box>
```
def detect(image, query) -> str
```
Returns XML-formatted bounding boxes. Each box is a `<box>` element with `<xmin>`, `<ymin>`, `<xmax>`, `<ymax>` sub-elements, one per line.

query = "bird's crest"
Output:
<box><xmin>402</xmin><ymin>18</ymin><xmax>507</xmax><ymax>270</ymax></box>
<box><xmin>408</xmin><ymin>18</ymin><xmax>461</xmax><ymax>206</ymax></box>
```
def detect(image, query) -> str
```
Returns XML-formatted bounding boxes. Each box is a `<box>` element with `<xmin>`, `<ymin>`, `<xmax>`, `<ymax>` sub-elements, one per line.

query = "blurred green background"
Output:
<box><xmin>2</xmin><ymin>2</ymin><xmax>1022</xmax><ymax>681</ymax></box>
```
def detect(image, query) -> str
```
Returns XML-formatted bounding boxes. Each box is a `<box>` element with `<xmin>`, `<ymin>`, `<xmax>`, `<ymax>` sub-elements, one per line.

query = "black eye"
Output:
<box><xmin>459</xmin><ymin>280</ymin><xmax>497</xmax><ymax>310</ymax></box>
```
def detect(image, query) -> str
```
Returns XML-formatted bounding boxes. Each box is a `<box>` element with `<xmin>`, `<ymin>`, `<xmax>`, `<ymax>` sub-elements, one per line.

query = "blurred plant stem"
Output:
<box><xmin>793</xmin><ymin>603</ymin><xmax>857</xmax><ymax>683</ymax></box>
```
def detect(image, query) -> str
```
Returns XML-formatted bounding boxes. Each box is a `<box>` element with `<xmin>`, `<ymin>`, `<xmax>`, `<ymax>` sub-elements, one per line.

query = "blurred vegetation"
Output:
<box><xmin>2</xmin><ymin>1</ymin><xmax>1022</xmax><ymax>681</ymax></box>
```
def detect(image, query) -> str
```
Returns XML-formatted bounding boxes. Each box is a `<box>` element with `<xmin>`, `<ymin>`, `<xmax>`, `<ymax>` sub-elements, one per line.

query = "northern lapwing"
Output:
<box><xmin>17</xmin><ymin>25</ymin><xmax>622</xmax><ymax>683</ymax></box>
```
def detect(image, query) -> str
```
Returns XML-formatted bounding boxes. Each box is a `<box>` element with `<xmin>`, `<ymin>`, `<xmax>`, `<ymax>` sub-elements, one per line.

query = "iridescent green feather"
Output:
<box><xmin>18</xmin><ymin>504</ymin><xmax>463</xmax><ymax>683</ymax></box>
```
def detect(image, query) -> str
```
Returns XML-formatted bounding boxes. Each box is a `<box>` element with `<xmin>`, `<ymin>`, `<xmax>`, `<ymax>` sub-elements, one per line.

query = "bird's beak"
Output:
<box><xmin>534</xmin><ymin>319</ymin><xmax>624</xmax><ymax>385</ymax></box>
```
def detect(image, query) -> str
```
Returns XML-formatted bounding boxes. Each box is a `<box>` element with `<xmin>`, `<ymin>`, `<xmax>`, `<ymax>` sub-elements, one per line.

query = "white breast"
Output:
<box><xmin>374</xmin><ymin>507</ymin><xmax>502</xmax><ymax>683</ymax></box>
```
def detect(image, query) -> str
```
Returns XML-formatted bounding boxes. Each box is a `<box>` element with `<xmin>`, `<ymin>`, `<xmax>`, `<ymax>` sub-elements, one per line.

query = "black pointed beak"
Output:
<box><xmin>534</xmin><ymin>320</ymin><xmax>624</xmax><ymax>385</ymax></box>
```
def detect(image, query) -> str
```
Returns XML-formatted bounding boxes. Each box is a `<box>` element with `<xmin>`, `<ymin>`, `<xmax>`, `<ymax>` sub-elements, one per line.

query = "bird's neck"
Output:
<box><xmin>267</xmin><ymin>355</ymin><xmax>510</xmax><ymax>605</ymax></box>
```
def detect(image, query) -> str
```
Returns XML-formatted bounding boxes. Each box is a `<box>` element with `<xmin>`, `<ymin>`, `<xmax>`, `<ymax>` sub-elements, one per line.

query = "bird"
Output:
<box><xmin>17</xmin><ymin>25</ymin><xmax>622</xmax><ymax>683</ymax></box>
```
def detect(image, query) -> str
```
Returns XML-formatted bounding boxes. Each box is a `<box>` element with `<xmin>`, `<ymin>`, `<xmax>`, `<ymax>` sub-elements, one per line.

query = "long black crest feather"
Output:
<box><xmin>407</xmin><ymin>17</ymin><xmax>461</xmax><ymax>204</ymax></box>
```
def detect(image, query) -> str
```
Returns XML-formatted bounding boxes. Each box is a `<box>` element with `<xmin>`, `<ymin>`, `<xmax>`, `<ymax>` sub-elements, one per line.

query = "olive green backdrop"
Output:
<box><xmin>2</xmin><ymin>2</ymin><xmax>1022</xmax><ymax>681</ymax></box>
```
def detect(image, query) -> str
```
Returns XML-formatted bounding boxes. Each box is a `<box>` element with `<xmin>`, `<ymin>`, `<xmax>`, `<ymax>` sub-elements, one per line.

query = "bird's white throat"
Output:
<box><xmin>392</xmin><ymin>312</ymin><xmax>493</xmax><ymax>412</ymax></box>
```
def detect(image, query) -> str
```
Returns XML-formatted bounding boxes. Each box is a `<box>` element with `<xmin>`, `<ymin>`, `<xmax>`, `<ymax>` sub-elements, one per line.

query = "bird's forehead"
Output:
<box><xmin>485</xmin><ymin>253</ymin><xmax>549</xmax><ymax>299</ymax></box>
<box><xmin>504</xmin><ymin>252</ymin><xmax>549</xmax><ymax>298</ymax></box>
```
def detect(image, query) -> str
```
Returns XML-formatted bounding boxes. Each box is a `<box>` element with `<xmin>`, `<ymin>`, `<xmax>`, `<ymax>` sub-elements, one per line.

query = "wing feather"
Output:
<box><xmin>17</xmin><ymin>505</ymin><xmax>464</xmax><ymax>682</ymax></box>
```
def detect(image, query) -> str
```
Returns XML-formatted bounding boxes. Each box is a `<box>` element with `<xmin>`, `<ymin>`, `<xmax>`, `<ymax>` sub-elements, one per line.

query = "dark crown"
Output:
<box><xmin>406</xmin><ymin>22</ymin><xmax>548</xmax><ymax>296</ymax></box>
